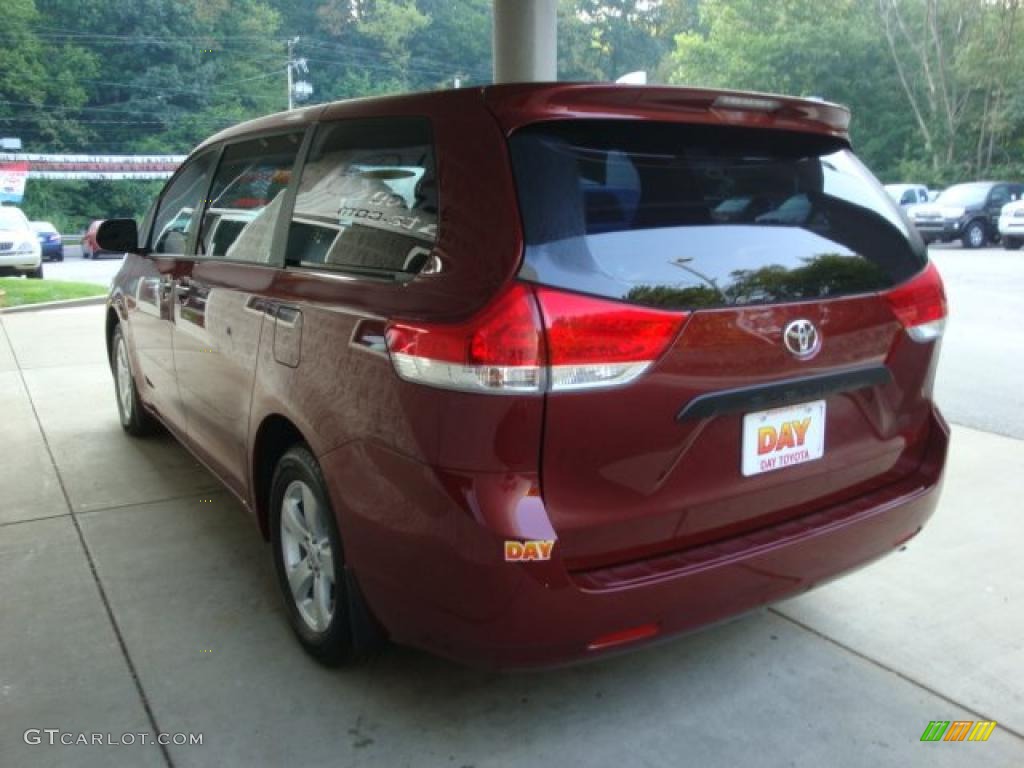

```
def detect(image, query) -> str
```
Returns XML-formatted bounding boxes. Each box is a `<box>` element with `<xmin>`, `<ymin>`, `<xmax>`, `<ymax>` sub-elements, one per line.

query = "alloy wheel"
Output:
<box><xmin>115</xmin><ymin>336</ymin><xmax>134</xmax><ymax>421</ymax></box>
<box><xmin>279</xmin><ymin>480</ymin><xmax>336</xmax><ymax>632</ymax></box>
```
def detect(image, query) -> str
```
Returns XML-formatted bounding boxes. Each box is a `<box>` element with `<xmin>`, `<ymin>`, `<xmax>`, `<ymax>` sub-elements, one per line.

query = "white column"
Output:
<box><xmin>493</xmin><ymin>0</ymin><xmax>557</xmax><ymax>83</ymax></box>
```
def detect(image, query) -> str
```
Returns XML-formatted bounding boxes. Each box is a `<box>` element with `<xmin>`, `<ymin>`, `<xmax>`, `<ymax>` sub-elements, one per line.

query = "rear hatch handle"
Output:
<box><xmin>676</xmin><ymin>365</ymin><xmax>893</xmax><ymax>422</ymax></box>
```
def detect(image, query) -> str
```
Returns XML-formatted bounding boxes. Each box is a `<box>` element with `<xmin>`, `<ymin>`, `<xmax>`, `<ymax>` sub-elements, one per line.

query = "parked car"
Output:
<box><xmin>101</xmin><ymin>84</ymin><xmax>949</xmax><ymax>668</ymax></box>
<box><xmin>0</xmin><ymin>205</ymin><xmax>43</xmax><ymax>278</ymax></box>
<box><xmin>884</xmin><ymin>183</ymin><xmax>930</xmax><ymax>208</ymax></box>
<box><xmin>30</xmin><ymin>221</ymin><xmax>64</xmax><ymax>262</ymax></box>
<box><xmin>998</xmin><ymin>199</ymin><xmax>1024</xmax><ymax>250</ymax></box>
<box><xmin>82</xmin><ymin>219</ymin><xmax>120</xmax><ymax>259</ymax></box>
<box><xmin>908</xmin><ymin>181</ymin><xmax>1023</xmax><ymax>248</ymax></box>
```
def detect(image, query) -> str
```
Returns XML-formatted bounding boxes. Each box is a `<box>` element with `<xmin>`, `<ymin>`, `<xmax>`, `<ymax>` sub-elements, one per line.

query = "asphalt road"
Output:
<box><xmin>42</xmin><ymin>243</ymin><xmax>124</xmax><ymax>286</ymax></box>
<box><xmin>40</xmin><ymin>241</ymin><xmax>1023</xmax><ymax>438</ymax></box>
<box><xmin>930</xmin><ymin>245</ymin><xmax>1024</xmax><ymax>439</ymax></box>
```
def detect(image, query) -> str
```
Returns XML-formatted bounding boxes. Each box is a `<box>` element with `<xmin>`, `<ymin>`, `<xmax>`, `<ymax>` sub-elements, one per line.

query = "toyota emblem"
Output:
<box><xmin>783</xmin><ymin>319</ymin><xmax>821</xmax><ymax>359</ymax></box>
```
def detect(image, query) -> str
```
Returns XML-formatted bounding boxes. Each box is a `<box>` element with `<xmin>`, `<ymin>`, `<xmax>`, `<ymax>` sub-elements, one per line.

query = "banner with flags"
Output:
<box><xmin>0</xmin><ymin>161</ymin><xmax>29</xmax><ymax>203</ymax></box>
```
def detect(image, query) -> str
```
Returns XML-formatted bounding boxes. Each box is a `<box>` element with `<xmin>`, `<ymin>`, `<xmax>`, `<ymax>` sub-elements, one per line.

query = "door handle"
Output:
<box><xmin>174</xmin><ymin>280</ymin><xmax>191</xmax><ymax>302</ymax></box>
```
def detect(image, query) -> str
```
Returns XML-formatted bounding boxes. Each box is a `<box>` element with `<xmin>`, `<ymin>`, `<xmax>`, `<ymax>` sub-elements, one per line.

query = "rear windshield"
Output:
<box><xmin>510</xmin><ymin>121</ymin><xmax>927</xmax><ymax>310</ymax></box>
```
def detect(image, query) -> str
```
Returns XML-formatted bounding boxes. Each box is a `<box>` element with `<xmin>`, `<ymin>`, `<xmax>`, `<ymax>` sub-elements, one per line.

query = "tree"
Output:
<box><xmin>560</xmin><ymin>0</ymin><xmax>679</xmax><ymax>82</ymax></box>
<box><xmin>0</xmin><ymin>0</ymin><xmax>97</xmax><ymax>151</ymax></box>
<box><xmin>880</xmin><ymin>0</ymin><xmax>1024</xmax><ymax>179</ymax></box>
<box><xmin>665</xmin><ymin>0</ymin><xmax>916</xmax><ymax>181</ymax></box>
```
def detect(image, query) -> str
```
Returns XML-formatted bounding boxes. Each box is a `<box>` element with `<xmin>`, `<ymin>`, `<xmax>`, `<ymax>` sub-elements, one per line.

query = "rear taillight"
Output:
<box><xmin>534</xmin><ymin>286</ymin><xmax>686</xmax><ymax>391</ymax></box>
<box><xmin>884</xmin><ymin>262</ymin><xmax>947</xmax><ymax>342</ymax></box>
<box><xmin>385</xmin><ymin>283</ymin><xmax>545</xmax><ymax>394</ymax></box>
<box><xmin>385</xmin><ymin>282</ymin><xmax>686</xmax><ymax>394</ymax></box>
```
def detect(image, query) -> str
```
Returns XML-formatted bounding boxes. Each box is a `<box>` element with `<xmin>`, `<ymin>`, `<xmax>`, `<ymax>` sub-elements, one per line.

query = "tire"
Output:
<box><xmin>270</xmin><ymin>444</ymin><xmax>381</xmax><ymax>666</ymax></box>
<box><xmin>111</xmin><ymin>324</ymin><xmax>157</xmax><ymax>436</ymax></box>
<box><xmin>27</xmin><ymin>265</ymin><xmax>43</xmax><ymax>279</ymax></box>
<box><xmin>1003</xmin><ymin>236</ymin><xmax>1022</xmax><ymax>251</ymax></box>
<box><xmin>961</xmin><ymin>220</ymin><xmax>987</xmax><ymax>249</ymax></box>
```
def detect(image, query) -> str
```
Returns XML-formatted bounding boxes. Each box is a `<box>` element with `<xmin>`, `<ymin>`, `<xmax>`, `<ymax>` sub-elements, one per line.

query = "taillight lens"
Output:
<box><xmin>535</xmin><ymin>287</ymin><xmax>686</xmax><ymax>391</ymax></box>
<box><xmin>385</xmin><ymin>282</ymin><xmax>686</xmax><ymax>394</ymax></box>
<box><xmin>885</xmin><ymin>262</ymin><xmax>947</xmax><ymax>342</ymax></box>
<box><xmin>385</xmin><ymin>282</ymin><xmax>545</xmax><ymax>394</ymax></box>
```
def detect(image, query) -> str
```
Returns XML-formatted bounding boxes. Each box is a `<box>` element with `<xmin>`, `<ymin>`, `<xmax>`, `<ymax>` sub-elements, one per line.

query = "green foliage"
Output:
<box><xmin>0</xmin><ymin>277</ymin><xmax>107</xmax><ymax>306</ymax></box>
<box><xmin>666</xmin><ymin>0</ymin><xmax>913</xmax><ymax>180</ymax></box>
<box><xmin>5</xmin><ymin>0</ymin><xmax>1023</xmax><ymax>229</ymax></box>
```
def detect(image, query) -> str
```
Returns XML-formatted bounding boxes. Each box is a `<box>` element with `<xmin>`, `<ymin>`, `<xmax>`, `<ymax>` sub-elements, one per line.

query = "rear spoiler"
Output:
<box><xmin>483</xmin><ymin>83</ymin><xmax>851</xmax><ymax>140</ymax></box>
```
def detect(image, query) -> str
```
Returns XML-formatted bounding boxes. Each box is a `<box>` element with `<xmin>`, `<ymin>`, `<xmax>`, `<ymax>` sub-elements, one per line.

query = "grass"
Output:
<box><xmin>0</xmin><ymin>277</ymin><xmax>106</xmax><ymax>308</ymax></box>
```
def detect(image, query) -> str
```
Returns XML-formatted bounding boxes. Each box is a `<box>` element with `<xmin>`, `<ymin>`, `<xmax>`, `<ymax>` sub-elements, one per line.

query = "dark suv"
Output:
<box><xmin>909</xmin><ymin>181</ymin><xmax>1022</xmax><ymax>248</ymax></box>
<box><xmin>100</xmin><ymin>84</ymin><xmax>949</xmax><ymax>667</ymax></box>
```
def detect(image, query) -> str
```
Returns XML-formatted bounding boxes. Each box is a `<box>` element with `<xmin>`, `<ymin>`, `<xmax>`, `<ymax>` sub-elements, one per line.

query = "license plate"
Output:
<box><xmin>741</xmin><ymin>400</ymin><xmax>826</xmax><ymax>477</ymax></box>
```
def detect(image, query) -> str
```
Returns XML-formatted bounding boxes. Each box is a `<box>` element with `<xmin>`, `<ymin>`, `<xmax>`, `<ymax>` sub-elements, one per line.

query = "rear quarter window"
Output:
<box><xmin>286</xmin><ymin>117</ymin><xmax>438</xmax><ymax>278</ymax></box>
<box><xmin>510</xmin><ymin>120</ymin><xmax>927</xmax><ymax>310</ymax></box>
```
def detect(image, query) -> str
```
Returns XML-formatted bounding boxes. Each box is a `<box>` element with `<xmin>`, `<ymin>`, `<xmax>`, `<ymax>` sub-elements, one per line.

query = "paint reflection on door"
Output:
<box><xmin>128</xmin><ymin>258</ymin><xmax>184</xmax><ymax>428</ymax></box>
<box><xmin>173</xmin><ymin>267</ymin><xmax>266</xmax><ymax>497</ymax></box>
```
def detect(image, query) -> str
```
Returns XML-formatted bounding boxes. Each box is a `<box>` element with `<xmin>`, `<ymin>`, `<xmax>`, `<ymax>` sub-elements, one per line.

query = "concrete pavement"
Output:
<box><xmin>2</xmin><ymin>304</ymin><xmax>1022</xmax><ymax>767</ymax></box>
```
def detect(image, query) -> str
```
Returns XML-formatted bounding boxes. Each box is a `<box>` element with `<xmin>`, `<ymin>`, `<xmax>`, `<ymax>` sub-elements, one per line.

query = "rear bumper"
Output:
<box><xmin>324</xmin><ymin>407</ymin><xmax>949</xmax><ymax>668</ymax></box>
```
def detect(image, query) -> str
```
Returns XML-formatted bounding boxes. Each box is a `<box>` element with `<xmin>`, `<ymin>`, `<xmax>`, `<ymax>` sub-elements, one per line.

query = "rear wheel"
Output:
<box><xmin>962</xmin><ymin>220</ymin><xmax>987</xmax><ymax>249</ymax></box>
<box><xmin>112</xmin><ymin>324</ymin><xmax>157</xmax><ymax>436</ymax></box>
<box><xmin>270</xmin><ymin>445</ymin><xmax>380</xmax><ymax>666</ymax></box>
<box><xmin>27</xmin><ymin>265</ymin><xmax>43</xmax><ymax>279</ymax></box>
<box><xmin>1003</xmin><ymin>236</ymin><xmax>1022</xmax><ymax>251</ymax></box>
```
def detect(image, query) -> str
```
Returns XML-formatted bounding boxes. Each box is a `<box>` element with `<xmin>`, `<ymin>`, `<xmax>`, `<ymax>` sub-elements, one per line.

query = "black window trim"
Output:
<box><xmin>144</xmin><ymin>147</ymin><xmax>221</xmax><ymax>256</ymax></box>
<box><xmin>283</xmin><ymin>114</ymin><xmax>440</xmax><ymax>283</ymax></box>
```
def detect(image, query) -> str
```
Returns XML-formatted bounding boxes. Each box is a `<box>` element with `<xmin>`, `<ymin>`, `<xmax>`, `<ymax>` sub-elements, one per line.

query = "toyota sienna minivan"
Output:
<box><xmin>100</xmin><ymin>84</ymin><xmax>949</xmax><ymax>667</ymax></box>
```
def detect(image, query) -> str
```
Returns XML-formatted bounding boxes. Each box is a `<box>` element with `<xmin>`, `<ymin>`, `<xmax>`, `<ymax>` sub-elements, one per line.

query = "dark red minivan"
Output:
<box><xmin>101</xmin><ymin>84</ymin><xmax>949</xmax><ymax>667</ymax></box>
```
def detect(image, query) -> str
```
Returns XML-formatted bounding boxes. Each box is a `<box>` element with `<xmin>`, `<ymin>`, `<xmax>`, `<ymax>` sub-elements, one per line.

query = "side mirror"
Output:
<box><xmin>96</xmin><ymin>218</ymin><xmax>139</xmax><ymax>253</ymax></box>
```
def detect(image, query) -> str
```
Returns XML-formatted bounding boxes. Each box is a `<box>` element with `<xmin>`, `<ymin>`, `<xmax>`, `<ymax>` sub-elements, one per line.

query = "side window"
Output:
<box><xmin>989</xmin><ymin>185</ymin><xmax>1010</xmax><ymax>208</ymax></box>
<box><xmin>900</xmin><ymin>190</ymin><xmax>915</xmax><ymax>205</ymax></box>
<box><xmin>918</xmin><ymin>189</ymin><xmax>929</xmax><ymax>203</ymax></box>
<box><xmin>151</xmin><ymin>152</ymin><xmax>216</xmax><ymax>256</ymax></box>
<box><xmin>197</xmin><ymin>132</ymin><xmax>303</xmax><ymax>263</ymax></box>
<box><xmin>286</xmin><ymin>117</ymin><xmax>438</xmax><ymax>276</ymax></box>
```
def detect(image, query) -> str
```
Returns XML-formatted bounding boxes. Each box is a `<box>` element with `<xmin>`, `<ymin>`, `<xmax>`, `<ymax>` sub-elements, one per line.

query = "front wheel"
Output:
<box><xmin>962</xmin><ymin>220</ymin><xmax>987</xmax><ymax>249</ymax></box>
<box><xmin>1003</xmin><ymin>236</ymin><xmax>1022</xmax><ymax>251</ymax></box>
<box><xmin>111</xmin><ymin>324</ymin><xmax>157</xmax><ymax>436</ymax></box>
<box><xmin>27</xmin><ymin>265</ymin><xmax>43</xmax><ymax>279</ymax></box>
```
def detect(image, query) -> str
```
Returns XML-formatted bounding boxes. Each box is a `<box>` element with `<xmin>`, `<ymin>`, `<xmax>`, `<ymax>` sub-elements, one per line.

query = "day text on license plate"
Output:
<box><xmin>741</xmin><ymin>400</ymin><xmax>826</xmax><ymax>477</ymax></box>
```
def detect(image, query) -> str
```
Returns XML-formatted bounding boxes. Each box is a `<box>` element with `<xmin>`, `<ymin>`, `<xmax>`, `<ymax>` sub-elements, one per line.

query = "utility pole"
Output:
<box><xmin>286</xmin><ymin>36</ymin><xmax>299</xmax><ymax>110</ymax></box>
<box><xmin>285</xmin><ymin>37</ymin><xmax>312</xmax><ymax>111</ymax></box>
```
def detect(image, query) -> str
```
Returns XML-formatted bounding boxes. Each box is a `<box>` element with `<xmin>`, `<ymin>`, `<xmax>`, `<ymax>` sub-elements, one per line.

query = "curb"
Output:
<box><xmin>0</xmin><ymin>295</ymin><xmax>107</xmax><ymax>314</ymax></box>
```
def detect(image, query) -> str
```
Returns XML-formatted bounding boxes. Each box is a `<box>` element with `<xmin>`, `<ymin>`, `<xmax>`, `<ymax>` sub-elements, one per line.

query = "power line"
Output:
<box><xmin>70</xmin><ymin>69</ymin><xmax>287</xmax><ymax>99</ymax></box>
<box><xmin>4</xmin><ymin>28</ymin><xmax>491</xmax><ymax>80</ymax></box>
